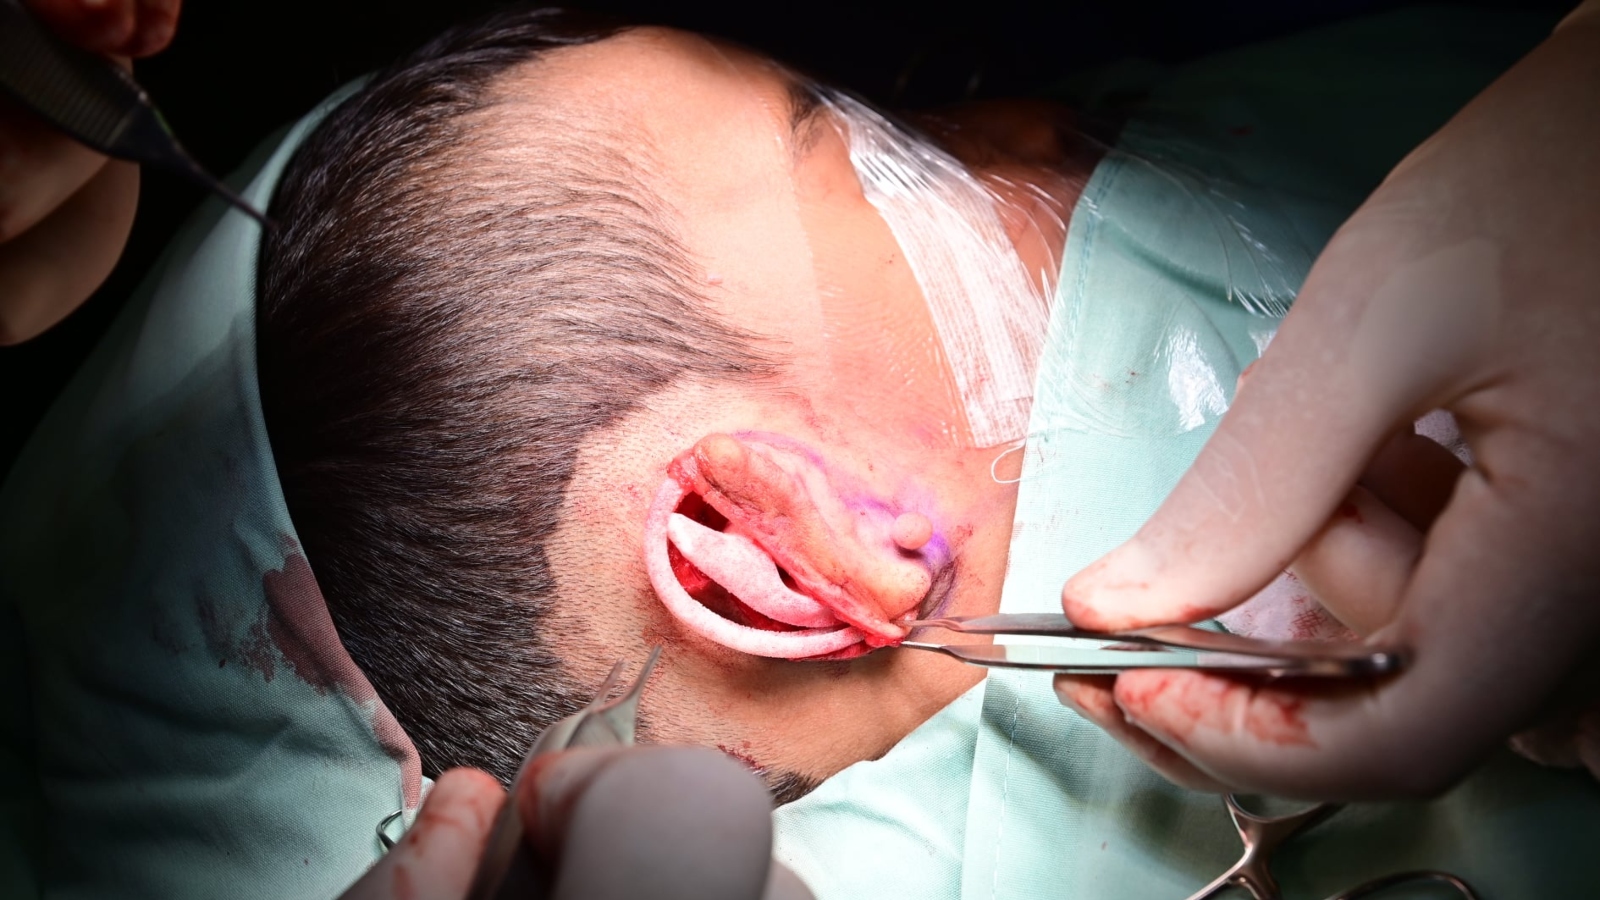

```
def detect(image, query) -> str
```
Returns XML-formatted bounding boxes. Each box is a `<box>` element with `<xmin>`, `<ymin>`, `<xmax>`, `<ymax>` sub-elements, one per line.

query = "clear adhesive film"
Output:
<box><xmin>1027</xmin><ymin>119</ymin><xmax>1333</xmax><ymax>440</ymax></box>
<box><xmin>802</xmin><ymin>88</ymin><xmax>1316</xmax><ymax>449</ymax></box>
<box><xmin>818</xmin><ymin>90</ymin><xmax>1054</xmax><ymax>449</ymax></box>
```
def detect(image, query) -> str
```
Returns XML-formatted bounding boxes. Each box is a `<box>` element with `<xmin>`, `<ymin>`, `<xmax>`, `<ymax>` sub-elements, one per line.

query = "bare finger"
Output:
<box><xmin>23</xmin><ymin>0</ymin><xmax>134</xmax><ymax>56</ymax></box>
<box><xmin>0</xmin><ymin>160</ymin><xmax>138</xmax><ymax>345</ymax></box>
<box><xmin>0</xmin><ymin>93</ymin><xmax>107</xmax><ymax>244</ymax></box>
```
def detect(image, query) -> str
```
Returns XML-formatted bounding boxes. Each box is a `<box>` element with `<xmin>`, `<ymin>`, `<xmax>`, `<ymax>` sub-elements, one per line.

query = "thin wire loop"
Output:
<box><xmin>990</xmin><ymin>438</ymin><xmax>1027</xmax><ymax>484</ymax></box>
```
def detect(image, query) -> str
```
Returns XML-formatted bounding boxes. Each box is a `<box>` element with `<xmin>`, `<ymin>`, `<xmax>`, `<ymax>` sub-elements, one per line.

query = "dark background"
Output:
<box><xmin>0</xmin><ymin>0</ymin><xmax>1571</xmax><ymax>475</ymax></box>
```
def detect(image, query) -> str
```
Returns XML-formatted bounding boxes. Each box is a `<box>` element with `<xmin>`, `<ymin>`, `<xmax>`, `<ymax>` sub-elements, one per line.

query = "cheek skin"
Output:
<box><xmin>790</xmin><ymin>118</ymin><xmax>972</xmax><ymax>449</ymax></box>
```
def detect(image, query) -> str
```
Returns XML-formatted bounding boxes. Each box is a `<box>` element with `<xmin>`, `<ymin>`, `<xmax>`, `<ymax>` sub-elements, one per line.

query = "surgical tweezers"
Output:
<box><xmin>901</xmin><ymin>614</ymin><xmax>1403</xmax><ymax>678</ymax></box>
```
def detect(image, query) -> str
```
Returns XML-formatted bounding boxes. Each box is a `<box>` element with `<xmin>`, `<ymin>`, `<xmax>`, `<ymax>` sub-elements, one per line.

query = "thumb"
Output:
<box><xmin>338</xmin><ymin>768</ymin><xmax>506</xmax><ymax>900</ymax></box>
<box><xmin>1061</xmin><ymin>224</ymin><xmax>1498</xmax><ymax>631</ymax></box>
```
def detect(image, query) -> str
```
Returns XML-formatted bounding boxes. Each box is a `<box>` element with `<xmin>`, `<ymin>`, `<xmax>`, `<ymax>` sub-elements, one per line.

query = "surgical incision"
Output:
<box><xmin>644</xmin><ymin>433</ymin><xmax>949</xmax><ymax>659</ymax></box>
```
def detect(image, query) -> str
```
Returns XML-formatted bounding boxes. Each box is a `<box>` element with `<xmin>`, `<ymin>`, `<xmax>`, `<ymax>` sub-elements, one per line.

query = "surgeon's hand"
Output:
<box><xmin>339</xmin><ymin>747</ymin><xmax>813</xmax><ymax>900</ymax></box>
<box><xmin>1053</xmin><ymin>1</ymin><xmax>1600</xmax><ymax>800</ymax></box>
<box><xmin>0</xmin><ymin>0</ymin><xmax>180</xmax><ymax>345</ymax></box>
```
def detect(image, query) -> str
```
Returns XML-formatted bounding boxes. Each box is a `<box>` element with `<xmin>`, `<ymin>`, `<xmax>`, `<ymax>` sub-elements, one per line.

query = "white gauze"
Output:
<box><xmin>822</xmin><ymin>91</ymin><xmax>1051</xmax><ymax>448</ymax></box>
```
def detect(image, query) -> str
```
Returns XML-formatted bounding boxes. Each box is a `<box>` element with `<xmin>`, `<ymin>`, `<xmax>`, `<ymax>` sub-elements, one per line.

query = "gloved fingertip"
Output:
<box><xmin>1052</xmin><ymin>673</ymin><xmax>1118</xmax><ymax>723</ymax></box>
<box><xmin>516</xmin><ymin>746</ymin><xmax>632</xmax><ymax>860</ymax></box>
<box><xmin>23</xmin><ymin>0</ymin><xmax>132</xmax><ymax>55</ymax></box>
<box><xmin>1059</xmin><ymin>673</ymin><xmax>1232</xmax><ymax>792</ymax></box>
<box><xmin>410</xmin><ymin>767</ymin><xmax>505</xmax><ymax>842</ymax></box>
<box><xmin>126</xmin><ymin>15</ymin><xmax>174</xmax><ymax>57</ymax></box>
<box><xmin>87</xmin><ymin>3</ymin><xmax>137</xmax><ymax>55</ymax></box>
<box><xmin>1059</xmin><ymin>555</ymin><xmax>1125</xmax><ymax>630</ymax></box>
<box><xmin>336</xmin><ymin>768</ymin><xmax>505</xmax><ymax>900</ymax></box>
<box><xmin>1062</xmin><ymin>543</ymin><xmax>1210</xmax><ymax>631</ymax></box>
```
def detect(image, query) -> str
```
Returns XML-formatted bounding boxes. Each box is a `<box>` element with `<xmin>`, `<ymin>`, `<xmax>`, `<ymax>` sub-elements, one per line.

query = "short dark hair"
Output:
<box><xmin>257</xmin><ymin>8</ymin><xmax>776</xmax><ymax>789</ymax></box>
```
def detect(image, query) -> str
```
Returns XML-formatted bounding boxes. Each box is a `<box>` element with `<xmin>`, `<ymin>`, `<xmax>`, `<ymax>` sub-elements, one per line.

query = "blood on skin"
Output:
<box><xmin>1337</xmin><ymin>500</ymin><xmax>1365</xmax><ymax>523</ymax></box>
<box><xmin>715</xmin><ymin>742</ymin><xmax>763</xmax><ymax>772</ymax></box>
<box><xmin>1115</xmin><ymin>670</ymin><xmax>1315</xmax><ymax>749</ymax></box>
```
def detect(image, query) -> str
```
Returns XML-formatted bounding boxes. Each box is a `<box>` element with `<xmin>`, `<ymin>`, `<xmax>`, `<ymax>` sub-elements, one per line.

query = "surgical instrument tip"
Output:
<box><xmin>902</xmin><ymin>614</ymin><xmax>1406</xmax><ymax>677</ymax></box>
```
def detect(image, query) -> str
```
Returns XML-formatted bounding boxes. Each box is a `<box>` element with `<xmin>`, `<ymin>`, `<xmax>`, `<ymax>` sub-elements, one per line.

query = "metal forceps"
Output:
<box><xmin>902</xmin><ymin>614</ymin><xmax>1404</xmax><ymax>678</ymax></box>
<box><xmin>463</xmin><ymin>647</ymin><xmax>663</xmax><ymax>900</ymax></box>
<box><xmin>1187</xmin><ymin>794</ymin><xmax>1479</xmax><ymax>900</ymax></box>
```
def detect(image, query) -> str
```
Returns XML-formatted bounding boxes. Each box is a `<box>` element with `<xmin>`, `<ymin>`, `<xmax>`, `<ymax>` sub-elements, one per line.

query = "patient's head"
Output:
<box><xmin>259</xmin><ymin>8</ymin><xmax>1086</xmax><ymax>800</ymax></box>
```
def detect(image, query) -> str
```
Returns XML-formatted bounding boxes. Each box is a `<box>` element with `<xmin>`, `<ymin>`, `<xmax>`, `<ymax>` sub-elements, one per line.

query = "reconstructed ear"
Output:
<box><xmin>643</xmin><ymin>432</ymin><xmax>948</xmax><ymax>659</ymax></box>
<box><xmin>643</xmin><ymin>468</ymin><xmax>865</xmax><ymax>660</ymax></box>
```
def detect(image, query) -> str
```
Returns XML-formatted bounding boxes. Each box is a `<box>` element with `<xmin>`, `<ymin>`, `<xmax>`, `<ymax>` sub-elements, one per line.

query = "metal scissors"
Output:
<box><xmin>0</xmin><ymin>0</ymin><xmax>273</xmax><ymax>228</ymax></box>
<box><xmin>901</xmin><ymin>614</ymin><xmax>1404</xmax><ymax>678</ymax></box>
<box><xmin>462</xmin><ymin>647</ymin><xmax>663</xmax><ymax>900</ymax></box>
<box><xmin>1189</xmin><ymin>794</ymin><xmax>1478</xmax><ymax>900</ymax></box>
